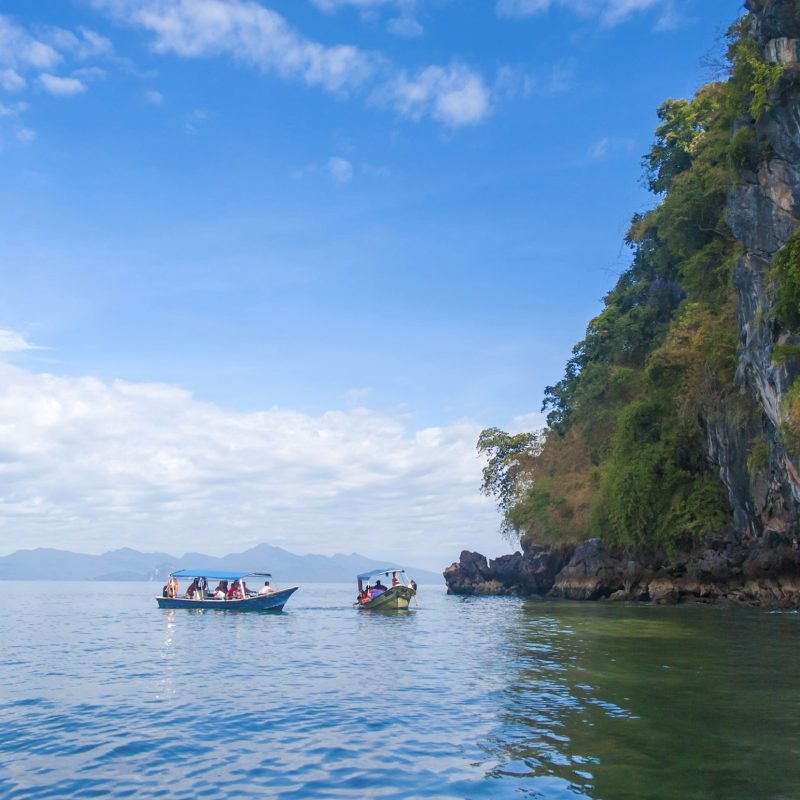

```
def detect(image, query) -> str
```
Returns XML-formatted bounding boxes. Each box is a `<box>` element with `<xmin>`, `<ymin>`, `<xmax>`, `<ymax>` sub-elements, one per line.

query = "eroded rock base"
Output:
<box><xmin>443</xmin><ymin>534</ymin><xmax>800</xmax><ymax>608</ymax></box>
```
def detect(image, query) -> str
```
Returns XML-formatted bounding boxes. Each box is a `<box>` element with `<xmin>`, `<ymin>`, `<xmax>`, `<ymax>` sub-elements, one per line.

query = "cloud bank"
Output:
<box><xmin>90</xmin><ymin>0</ymin><xmax>491</xmax><ymax>127</ymax></box>
<box><xmin>497</xmin><ymin>0</ymin><xmax>674</xmax><ymax>27</ymax></box>
<box><xmin>0</xmin><ymin>14</ymin><xmax>112</xmax><ymax>145</ymax></box>
<box><xmin>0</xmin><ymin>362</ymin><xmax>499</xmax><ymax>568</ymax></box>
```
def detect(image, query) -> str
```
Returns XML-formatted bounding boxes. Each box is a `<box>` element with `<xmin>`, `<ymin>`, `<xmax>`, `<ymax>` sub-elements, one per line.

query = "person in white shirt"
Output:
<box><xmin>258</xmin><ymin>580</ymin><xmax>274</xmax><ymax>595</ymax></box>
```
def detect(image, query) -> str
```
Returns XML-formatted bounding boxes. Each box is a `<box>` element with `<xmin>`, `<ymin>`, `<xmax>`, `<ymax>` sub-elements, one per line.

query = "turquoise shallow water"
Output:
<box><xmin>2</xmin><ymin>581</ymin><xmax>800</xmax><ymax>799</ymax></box>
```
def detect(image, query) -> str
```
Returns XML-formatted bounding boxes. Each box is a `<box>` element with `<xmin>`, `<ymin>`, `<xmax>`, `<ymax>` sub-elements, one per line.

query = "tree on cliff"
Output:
<box><xmin>477</xmin><ymin>428</ymin><xmax>543</xmax><ymax>542</ymax></box>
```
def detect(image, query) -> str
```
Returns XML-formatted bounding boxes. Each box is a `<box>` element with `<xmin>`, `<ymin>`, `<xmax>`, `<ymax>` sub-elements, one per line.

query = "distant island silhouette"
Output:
<box><xmin>0</xmin><ymin>543</ymin><xmax>441</xmax><ymax>584</ymax></box>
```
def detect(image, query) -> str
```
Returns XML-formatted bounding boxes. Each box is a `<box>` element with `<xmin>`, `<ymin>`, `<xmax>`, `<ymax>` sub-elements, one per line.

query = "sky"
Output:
<box><xmin>0</xmin><ymin>0</ymin><xmax>741</xmax><ymax>570</ymax></box>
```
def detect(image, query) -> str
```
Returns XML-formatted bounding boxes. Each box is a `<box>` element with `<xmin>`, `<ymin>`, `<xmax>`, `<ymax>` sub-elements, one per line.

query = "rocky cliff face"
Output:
<box><xmin>446</xmin><ymin>1</ymin><xmax>800</xmax><ymax>608</ymax></box>
<box><xmin>721</xmin><ymin>0</ymin><xmax>800</xmax><ymax>539</ymax></box>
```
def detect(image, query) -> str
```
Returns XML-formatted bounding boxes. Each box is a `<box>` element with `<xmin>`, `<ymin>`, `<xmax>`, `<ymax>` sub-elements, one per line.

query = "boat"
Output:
<box><xmin>155</xmin><ymin>569</ymin><xmax>299</xmax><ymax>611</ymax></box>
<box><xmin>355</xmin><ymin>567</ymin><xmax>417</xmax><ymax>610</ymax></box>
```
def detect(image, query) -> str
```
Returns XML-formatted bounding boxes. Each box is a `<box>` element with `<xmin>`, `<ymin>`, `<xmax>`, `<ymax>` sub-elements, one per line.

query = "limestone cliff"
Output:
<box><xmin>720</xmin><ymin>0</ymin><xmax>800</xmax><ymax>538</ymax></box>
<box><xmin>448</xmin><ymin>1</ymin><xmax>800</xmax><ymax>607</ymax></box>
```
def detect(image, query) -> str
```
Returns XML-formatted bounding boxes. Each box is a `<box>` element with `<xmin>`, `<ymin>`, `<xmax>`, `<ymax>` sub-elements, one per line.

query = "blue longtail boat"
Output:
<box><xmin>156</xmin><ymin>568</ymin><xmax>299</xmax><ymax>611</ymax></box>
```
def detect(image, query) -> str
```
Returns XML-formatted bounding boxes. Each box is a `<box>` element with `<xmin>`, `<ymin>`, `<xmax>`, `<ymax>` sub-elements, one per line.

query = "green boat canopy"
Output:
<box><xmin>169</xmin><ymin>569</ymin><xmax>272</xmax><ymax>581</ymax></box>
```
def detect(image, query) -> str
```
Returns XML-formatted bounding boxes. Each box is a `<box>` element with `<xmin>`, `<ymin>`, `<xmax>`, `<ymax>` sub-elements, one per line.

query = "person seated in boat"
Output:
<box><xmin>391</xmin><ymin>572</ymin><xmax>401</xmax><ymax>587</ymax></box>
<box><xmin>242</xmin><ymin>580</ymin><xmax>257</xmax><ymax>597</ymax></box>
<box><xmin>213</xmin><ymin>580</ymin><xmax>228</xmax><ymax>599</ymax></box>
<box><xmin>370</xmin><ymin>579</ymin><xmax>387</xmax><ymax>598</ymax></box>
<box><xmin>185</xmin><ymin>579</ymin><xmax>199</xmax><ymax>599</ymax></box>
<box><xmin>258</xmin><ymin>580</ymin><xmax>274</xmax><ymax>595</ymax></box>
<box><xmin>196</xmin><ymin>576</ymin><xmax>209</xmax><ymax>598</ymax></box>
<box><xmin>166</xmin><ymin>577</ymin><xmax>179</xmax><ymax>598</ymax></box>
<box><xmin>228</xmin><ymin>580</ymin><xmax>245</xmax><ymax>600</ymax></box>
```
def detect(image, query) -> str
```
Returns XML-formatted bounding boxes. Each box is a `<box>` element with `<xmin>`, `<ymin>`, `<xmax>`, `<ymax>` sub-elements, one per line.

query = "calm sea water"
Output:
<box><xmin>2</xmin><ymin>581</ymin><xmax>800</xmax><ymax>799</ymax></box>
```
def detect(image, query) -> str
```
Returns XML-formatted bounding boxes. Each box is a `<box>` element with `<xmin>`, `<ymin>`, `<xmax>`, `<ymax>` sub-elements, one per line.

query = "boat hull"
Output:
<box><xmin>358</xmin><ymin>585</ymin><xmax>415</xmax><ymax>611</ymax></box>
<box><xmin>156</xmin><ymin>586</ymin><xmax>298</xmax><ymax>612</ymax></box>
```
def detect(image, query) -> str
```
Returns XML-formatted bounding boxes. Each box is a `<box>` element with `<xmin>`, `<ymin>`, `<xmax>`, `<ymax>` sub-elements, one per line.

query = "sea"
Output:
<box><xmin>2</xmin><ymin>581</ymin><xmax>800</xmax><ymax>799</ymax></box>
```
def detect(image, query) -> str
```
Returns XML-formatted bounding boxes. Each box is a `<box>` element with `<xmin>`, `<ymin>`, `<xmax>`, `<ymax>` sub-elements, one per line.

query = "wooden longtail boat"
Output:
<box><xmin>355</xmin><ymin>567</ymin><xmax>417</xmax><ymax>611</ymax></box>
<box><xmin>156</xmin><ymin>569</ymin><xmax>299</xmax><ymax>612</ymax></box>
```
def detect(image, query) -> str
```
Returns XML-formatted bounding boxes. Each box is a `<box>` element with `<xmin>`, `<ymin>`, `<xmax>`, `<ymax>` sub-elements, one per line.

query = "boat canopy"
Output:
<box><xmin>169</xmin><ymin>569</ymin><xmax>272</xmax><ymax>581</ymax></box>
<box><xmin>356</xmin><ymin>567</ymin><xmax>406</xmax><ymax>581</ymax></box>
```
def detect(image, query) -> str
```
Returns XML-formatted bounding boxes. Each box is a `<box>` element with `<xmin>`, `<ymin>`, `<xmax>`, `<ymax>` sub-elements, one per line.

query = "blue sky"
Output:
<box><xmin>0</xmin><ymin>0</ymin><xmax>740</xmax><ymax>569</ymax></box>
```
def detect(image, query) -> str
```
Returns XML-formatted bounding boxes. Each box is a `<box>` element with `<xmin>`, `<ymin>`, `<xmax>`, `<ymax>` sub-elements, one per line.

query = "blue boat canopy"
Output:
<box><xmin>169</xmin><ymin>569</ymin><xmax>272</xmax><ymax>581</ymax></box>
<box><xmin>357</xmin><ymin>567</ymin><xmax>406</xmax><ymax>581</ymax></box>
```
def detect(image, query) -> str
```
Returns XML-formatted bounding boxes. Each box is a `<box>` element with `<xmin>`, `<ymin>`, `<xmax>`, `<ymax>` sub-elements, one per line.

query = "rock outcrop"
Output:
<box><xmin>444</xmin><ymin>534</ymin><xmax>800</xmax><ymax>608</ymax></box>
<box><xmin>443</xmin><ymin>543</ymin><xmax>574</xmax><ymax>596</ymax></box>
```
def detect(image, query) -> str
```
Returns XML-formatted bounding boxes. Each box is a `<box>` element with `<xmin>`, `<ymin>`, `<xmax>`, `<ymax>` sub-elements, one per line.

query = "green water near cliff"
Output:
<box><xmin>497</xmin><ymin>601</ymin><xmax>800</xmax><ymax>799</ymax></box>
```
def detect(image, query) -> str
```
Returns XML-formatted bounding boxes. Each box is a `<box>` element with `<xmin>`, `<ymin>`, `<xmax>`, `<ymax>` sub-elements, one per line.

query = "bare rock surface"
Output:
<box><xmin>444</xmin><ymin>532</ymin><xmax>800</xmax><ymax>608</ymax></box>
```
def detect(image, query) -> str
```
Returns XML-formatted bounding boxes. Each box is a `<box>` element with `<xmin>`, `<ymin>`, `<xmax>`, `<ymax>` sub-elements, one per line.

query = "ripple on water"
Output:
<box><xmin>3</xmin><ymin>584</ymin><xmax>800</xmax><ymax>798</ymax></box>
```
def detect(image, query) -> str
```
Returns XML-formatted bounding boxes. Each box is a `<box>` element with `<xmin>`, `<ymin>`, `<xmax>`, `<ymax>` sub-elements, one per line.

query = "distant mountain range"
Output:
<box><xmin>0</xmin><ymin>543</ymin><xmax>442</xmax><ymax>583</ymax></box>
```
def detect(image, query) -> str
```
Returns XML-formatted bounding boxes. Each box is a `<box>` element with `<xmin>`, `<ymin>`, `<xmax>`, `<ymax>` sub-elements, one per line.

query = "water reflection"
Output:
<box><xmin>157</xmin><ymin>610</ymin><xmax>177</xmax><ymax>700</ymax></box>
<box><xmin>485</xmin><ymin>611</ymin><xmax>598</xmax><ymax>796</ymax></box>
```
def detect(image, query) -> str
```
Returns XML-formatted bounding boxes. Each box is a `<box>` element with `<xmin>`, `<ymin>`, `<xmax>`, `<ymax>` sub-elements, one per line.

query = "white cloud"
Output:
<box><xmin>144</xmin><ymin>88</ymin><xmax>164</xmax><ymax>104</ymax></box>
<box><xmin>0</xmin><ymin>16</ymin><xmax>61</xmax><ymax>70</ymax></box>
<box><xmin>587</xmin><ymin>134</ymin><xmax>635</xmax><ymax>159</ymax></box>
<box><xmin>510</xmin><ymin>411</ymin><xmax>547</xmax><ymax>433</ymax></box>
<box><xmin>590</xmin><ymin>136</ymin><xmax>609</xmax><ymax>158</ymax></box>
<box><xmin>40</xmin><ymin>26</ymin><xmax>114</xmax><ymax>61</ymax></box>
<box><xmin>311</xmin><ymin>0</ymin><xmax>423</xmax><ymax>36</ymax></box>
<box><xmin>600</xmin><ymin>0</ymin><xmax>665</xmax><ymax>26</ymax></box>
<box><xmin>380</xmin><ymin>63</ymin><xmax>492</xmax><ymax>127</ymax></box>
<box><xmin>184</xmin><ymin>107</ymin><xmax>209</xmax><ymax>134</ymax></box>
<box><xmin>0</xmin><ymin>103</ymin><xmax>18</xmax><ymax>117</ymax></box>
<box><xmin>361</xmin><ymin>162</ymin><xmax>390</xmax><ymax>177</ymax></box>
<box><xmin>0</xmin><ymin>15</ymin><xmax>111</xmax><ymax>106</ymax></box>
<box><xmin>0</xmin><ymin>363</ymin><xmax>499</xmax><ymax>568</ymax></box>
<box><xmin>91</xmin><ymin>0</ymin><xmax>493</xmax><ymax>128</ymax></box>
<box><xmin>327</xmin><ymin>155</ymin><xmax>354</xmax><ymax>183</ymax></box>
<box><xmin>91</xmin><ymin>0</ymin><xmax>378</xmax><ymax>94</ymax></box>
<box><xmin>0</xmin><ymin>329</ymin><xmax>42</xmax><ymax>353</ymax></box>
<box><xmin>497</xmin><ymin>0</ymin><xmax>551</xmax><ymax>16</ymax></box>
<box><xmin>71</xmin><ymin>66</ymin><xmax>107</xmax><ymax>82</ymax></box>
<box><xmin>0</xmin><ymin>68</ymin><xmax>26</xmax><ymax>91</ymax></box>
<box><xmin>497</xmin><ymin>0</ymin><xmax>674</xmax><ymax>27</ymax></box>
<box><xmin>387</xmin><ymin>16</ymin><xmax>424</xmax><ymax>38</ymax></box>
<box><xmin>494</xmin><ymin>64</ymin><xmax>571</xmax><ymax>99</ymax></box>
<box><xmin>38</xmin><ymin>73</ymin><xmax>88</xmax><ymax>96</ymax></box>
<box><xmin>312</xmin><ymin>0</ymin><xmax>396</xmax><ymax>9</ymax></box>
<box><xmin>15</xmin><ymin>127</ymin><xmax>35</xmax><ymax>143</ymax></box>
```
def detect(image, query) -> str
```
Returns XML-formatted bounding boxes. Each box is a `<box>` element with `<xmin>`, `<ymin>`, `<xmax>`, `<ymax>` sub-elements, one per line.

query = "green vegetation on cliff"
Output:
<box><xmin>479</xmin><ymin>11</ymin><xmax>789</xmax><ymax>550</ymax></box>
